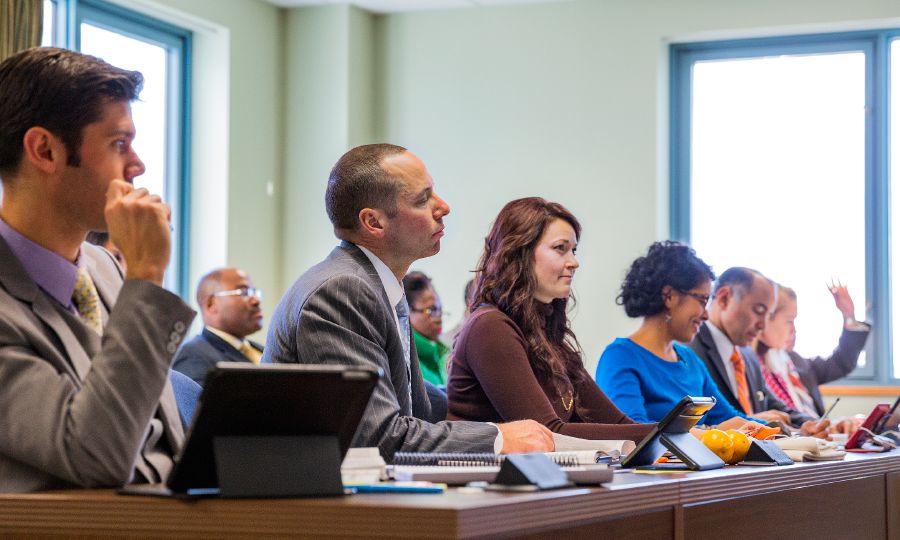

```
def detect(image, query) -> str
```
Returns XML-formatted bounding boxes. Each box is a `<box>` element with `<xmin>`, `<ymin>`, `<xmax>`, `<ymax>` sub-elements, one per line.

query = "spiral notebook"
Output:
<box><xmin>389</xmin><ymin>451</ymin><xmax>613</xmax><ymax>485</ymax></box>
<box><xmin>392</xmin><ymin>450</ymin><xmax>604</xmax><ymax>467</ymax></box>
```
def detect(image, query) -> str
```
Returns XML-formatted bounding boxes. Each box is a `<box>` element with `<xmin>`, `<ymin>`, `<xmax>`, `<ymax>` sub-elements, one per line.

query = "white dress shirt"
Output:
<box><xmin>705</xmin><ymin>321</ymin><xmax>740</xmax><ymax>396</ymax></box>
<box><xmin>357</xmin><ymin>245</ymin><xmax>405</xmax><ymax>353</ymax></box>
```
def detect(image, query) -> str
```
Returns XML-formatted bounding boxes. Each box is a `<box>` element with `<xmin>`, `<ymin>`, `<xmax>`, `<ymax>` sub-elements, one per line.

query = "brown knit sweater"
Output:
<box><xmin>447</xmin><ymin>305</ymin><xmax>655</xmax><ymax>444</ymax></box>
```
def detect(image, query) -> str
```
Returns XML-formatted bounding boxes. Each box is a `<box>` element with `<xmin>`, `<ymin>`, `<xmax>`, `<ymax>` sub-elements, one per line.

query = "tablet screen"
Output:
<box><xmin>166</xmin><ymin>363</ymin><xmax>380</xmax><ymax>493</ymax></box>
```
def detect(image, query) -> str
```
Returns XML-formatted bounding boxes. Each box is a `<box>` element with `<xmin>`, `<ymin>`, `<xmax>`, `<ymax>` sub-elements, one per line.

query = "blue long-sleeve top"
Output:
<box><xmin>595</xmin><ymin>338</ymin><xmax>756</xmax><ymax>426</ymax></box>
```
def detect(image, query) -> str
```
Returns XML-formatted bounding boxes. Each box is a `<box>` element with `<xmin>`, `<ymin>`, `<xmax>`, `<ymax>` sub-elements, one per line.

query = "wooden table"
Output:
<box><xmin>0</xmin><ymin>451</ymin><xmax>897</xmax><ymax>539</ymax></box>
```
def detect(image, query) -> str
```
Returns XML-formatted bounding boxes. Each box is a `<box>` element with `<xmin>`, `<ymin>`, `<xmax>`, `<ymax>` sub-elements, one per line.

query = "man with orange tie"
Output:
<box><xmin>689</xmin><ymin>267</ymin><xmax>830</xmax><ymax>438</ymax></box>
<box><xmin>172</xmin><ymin>267</ymin><xmax>264</xmax><ymax>386</ymax></box>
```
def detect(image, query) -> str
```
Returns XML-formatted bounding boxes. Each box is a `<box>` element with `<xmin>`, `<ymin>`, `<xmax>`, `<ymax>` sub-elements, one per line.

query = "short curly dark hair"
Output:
<box><xmin>617</xmin><ymin>241</ymin><xmax>715</xmax><ymax>318</ymax></box>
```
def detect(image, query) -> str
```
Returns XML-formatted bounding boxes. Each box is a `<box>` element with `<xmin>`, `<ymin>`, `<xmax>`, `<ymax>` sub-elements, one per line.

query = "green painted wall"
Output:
<box><xmin>140</xmin><ymin>1</ymin><xmax>899</xmax><ymax>408</ymax></box>
<box><xmin>371</xmin><ymin>0</ymin><xmax>900</xmax><ymax>377</ymax></box>
<box><xmin>281</xmin><ymin>5</ymin><xmax>378</xmax><ymax>285</ymax></box>
<box><xmin>134</xmin><ymin>0</ymin><xmax>283</xmax><ymax>342</ymax></box>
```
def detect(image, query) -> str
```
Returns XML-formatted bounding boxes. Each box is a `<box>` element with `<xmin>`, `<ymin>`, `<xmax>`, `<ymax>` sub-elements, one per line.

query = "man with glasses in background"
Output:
<box><xmin>173</xmin><ymin>267</ymin><xmax>264</xmax><ymax>386</ymax></box>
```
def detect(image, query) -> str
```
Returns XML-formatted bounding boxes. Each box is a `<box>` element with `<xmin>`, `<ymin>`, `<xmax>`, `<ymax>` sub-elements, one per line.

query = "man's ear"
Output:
<box><xmin>358</xmin><ymin>208</ymin><xmax>386</xmax><ymax>239</ymax></box>
<box><xmin>715</xmin><ymin>286</ymin><xmax>731</xmax><ymax>310</ymax></box>
<box><xmin>21</xmin><ymin>127</ymin><xmax>64</xmax><ymax>174</ymax></box>
<box><xmin>204</xmin><ymin>294</ymin><xmax>218</xmax><ymax>314</ymax></box>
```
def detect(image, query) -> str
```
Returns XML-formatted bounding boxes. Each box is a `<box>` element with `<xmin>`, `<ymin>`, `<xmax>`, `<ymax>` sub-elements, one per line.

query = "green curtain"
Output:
<box><xmin>1</xmin><ymin>0</ymin><xmax>43</xmax><ymax>62</ymax></box>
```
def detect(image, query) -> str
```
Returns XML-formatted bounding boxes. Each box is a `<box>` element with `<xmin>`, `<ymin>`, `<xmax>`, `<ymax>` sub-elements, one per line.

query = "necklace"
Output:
<box><xmin>562</xmin><ymin>393</ymin><xmax>574</xmax><ymax>412</ymax></box>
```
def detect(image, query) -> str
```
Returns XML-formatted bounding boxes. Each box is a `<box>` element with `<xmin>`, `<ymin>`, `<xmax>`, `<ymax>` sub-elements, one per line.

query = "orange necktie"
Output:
<box><xmin>730</xmin><ymin>347</ymin><xmax>753</xmax><ymax>414</ymax></box>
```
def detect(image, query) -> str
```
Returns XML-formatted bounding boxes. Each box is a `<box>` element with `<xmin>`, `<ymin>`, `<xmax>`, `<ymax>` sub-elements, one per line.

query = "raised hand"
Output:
<box><xmin>827</xmin><ymin>280</ymin><xmax>856</xmax><ymax>321</ymax></box>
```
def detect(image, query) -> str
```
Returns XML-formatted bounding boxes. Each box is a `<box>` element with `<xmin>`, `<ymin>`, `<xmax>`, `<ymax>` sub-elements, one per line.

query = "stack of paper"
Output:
<box><xmin>552</xmin><ymin>432</ymin><xmax>636</xmax><ymax>460</ymax></box>
<box><xmin>772</xmin><ymin>437</ymin><xmax>846</xmax><ymax>462</ymax></box>
<box><xmin>341</xmin><ymin>447</ymin><xmax>387</xmax><ymax>484</ymax></box>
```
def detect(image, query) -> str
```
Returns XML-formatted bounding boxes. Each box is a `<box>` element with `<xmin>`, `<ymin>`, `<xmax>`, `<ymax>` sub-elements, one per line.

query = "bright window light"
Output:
<box><xmin>41</xmin><ymin>0</ymin><xmax>54</xmax><ymax>46</ymax></box>
<box><xmin>80</xmin><ymin>23</ymin><xmax>168</xmax><ymax>200</ymax></box>
<box><xmin>690</xmin><ymin>52</ymin><xmax>866</xmax><ymax>364</ymax></box>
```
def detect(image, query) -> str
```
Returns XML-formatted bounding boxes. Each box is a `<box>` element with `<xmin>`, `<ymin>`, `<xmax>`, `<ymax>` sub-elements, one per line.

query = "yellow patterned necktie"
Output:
<box><xmin>239</xmin><ymin>342</ymin><xmax>262</xmax><ymax>365</ymax></box>
<box><xmin>72</xmin><ymin>267</ymin><xmax>103</xmax><ymax>336</ymax></box>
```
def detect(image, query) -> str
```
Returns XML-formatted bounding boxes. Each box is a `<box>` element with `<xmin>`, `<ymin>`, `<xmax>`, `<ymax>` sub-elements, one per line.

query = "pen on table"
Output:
<box><xmin>819</xmin><ymin>398</ymin><xmax>840</xmax><ymax>422</ymax></box>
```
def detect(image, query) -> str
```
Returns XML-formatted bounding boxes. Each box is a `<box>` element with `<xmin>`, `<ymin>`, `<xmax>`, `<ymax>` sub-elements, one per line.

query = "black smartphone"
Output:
<box><xmin>620</xmin><ymin>396</ymin><xmax>721</xmax><ymax>471</ymax></box>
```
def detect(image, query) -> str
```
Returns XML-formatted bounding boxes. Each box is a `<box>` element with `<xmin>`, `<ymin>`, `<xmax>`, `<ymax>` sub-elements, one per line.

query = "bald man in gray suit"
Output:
<box><xmin>0</xmin><ymin>48</ymin><xmax>194</xmax><ymax>492</ymax></box>
<box><xmin>265</xmin><ymin>144</ymin><xmax>553</xmax><ymax>460</ymax></box>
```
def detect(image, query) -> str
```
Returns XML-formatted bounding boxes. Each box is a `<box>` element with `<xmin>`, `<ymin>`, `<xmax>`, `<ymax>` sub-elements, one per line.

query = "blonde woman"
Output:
<box><xmin>754</xmin><ymin>283</ymin><xmax>869</xmax><ymax>431</ymax></box>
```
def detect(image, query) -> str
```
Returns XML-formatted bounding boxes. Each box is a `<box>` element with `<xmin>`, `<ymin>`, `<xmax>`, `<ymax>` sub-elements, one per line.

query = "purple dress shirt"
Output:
<box><xmin>0</xmin><ymin>217</ymin><xmax>81</xmax><ymax>313</ymax></box>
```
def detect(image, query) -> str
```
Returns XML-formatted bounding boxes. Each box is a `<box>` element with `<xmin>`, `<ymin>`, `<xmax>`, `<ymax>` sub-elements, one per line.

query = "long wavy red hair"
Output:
<box><xmin>471</xmin><ymin>197</ymin><xmax>584</xmax><ymax>383</ymax></box>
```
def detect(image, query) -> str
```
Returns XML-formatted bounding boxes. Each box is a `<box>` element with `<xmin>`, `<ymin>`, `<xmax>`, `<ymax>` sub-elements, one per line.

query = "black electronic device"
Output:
<box><xmin>146</xmin><ymin>363</ymin><xmax>379</xmax><ymax>498</ymax></box>
<box><xmin>620</xmin><ymin>396</ymin><xmax>724</xmax><ymax>471</ymax></box>
<box><xmin>491</xmin><ymin>454</ymin><xmax>572</xmax><ymax>490</ymax></box>
<box><xmin>740</xmin><ymin>440</ymin><xmax>794</xmax><ymax>466</ymax></box>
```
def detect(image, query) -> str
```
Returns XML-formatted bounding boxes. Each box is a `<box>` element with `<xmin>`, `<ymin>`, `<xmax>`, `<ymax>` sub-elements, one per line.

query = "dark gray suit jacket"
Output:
<box><xmin>264</xmin><ymin>242</ymin><xmax>496</xmax><ymax>459</ymax></box>
<box><xmin>172</xmin><ymin>328</ymin><xmax>263</xmax><ymax>386</ymax></box>
<box><xmin>690</xmin><ymin>323</ymin><xmax>811</xmax><ymax>426</ymax></box>
<box><xmin>790</xmin><ymin>327</ymin><xmax>869</xmax><ymax>416</ymax></box>
<box><xmin>0</xmin><ymin>237</ymin><xmax>195</xmax><ymax>492</ymax></box>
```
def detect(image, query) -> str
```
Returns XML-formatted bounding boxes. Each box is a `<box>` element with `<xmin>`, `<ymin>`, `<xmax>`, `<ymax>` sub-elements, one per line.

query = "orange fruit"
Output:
<box><xmin>700</xmin><ymin>429</ymin><xmax>734</xmax><ymax>463</ymax></box>
<box><xmin>725</xmin><ymin>430</ymin><xmax>751</xmax><ymax>464</ymax></box>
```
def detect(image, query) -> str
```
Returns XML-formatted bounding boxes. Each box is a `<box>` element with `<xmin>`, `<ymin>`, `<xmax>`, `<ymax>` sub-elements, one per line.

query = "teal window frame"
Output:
<box><xmin>46</xmin><ymin>0</ymin><xmax>192</xmax><ymax>298</ymax></box>
<box><xmin>670</xmin><ymin>30</ymin><xmax>900</xmax><ymax>385</ymax></box>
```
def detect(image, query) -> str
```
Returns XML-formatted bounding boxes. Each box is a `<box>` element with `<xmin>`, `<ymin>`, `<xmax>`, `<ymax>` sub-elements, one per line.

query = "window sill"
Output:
<box><xmin>820</xmin><ymin>386</ymin><xmax>900</xmax><ymax>396</ymax></box>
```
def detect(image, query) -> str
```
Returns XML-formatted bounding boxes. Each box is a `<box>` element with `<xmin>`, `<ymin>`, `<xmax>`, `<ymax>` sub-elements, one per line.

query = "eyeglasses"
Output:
<box><xmin>410</xmin><ymin>307</ymin><xmax>446</xmax><ymax>320</ymax></box>
<box><xmin>214</xmin><ymin>287</ymin><xmax>263</xmax><ymax>300</ymax></box>
<box><xmin>679</xmin><ymin>290</ymin><xmax>710</xmax><ymax>308</ymax></box>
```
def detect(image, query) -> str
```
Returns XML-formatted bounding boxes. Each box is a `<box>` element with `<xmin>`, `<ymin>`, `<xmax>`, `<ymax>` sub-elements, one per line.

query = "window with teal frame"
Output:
<box><xmin>671</xmin><ymin>30</ymin><xmax>900</xmax><ymax>385</ymax></box>
<box><xmin>43</xmin><ymin>0</ymin><xmax>192</xmax><ymax>298</ymax></box>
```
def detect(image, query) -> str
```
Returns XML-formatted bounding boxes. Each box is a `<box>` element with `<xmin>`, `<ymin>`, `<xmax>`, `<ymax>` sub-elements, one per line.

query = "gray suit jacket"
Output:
<box><xmin>690</xmin><ymin>323</ymin><xmax>812</xmax><ymax>426</ymax></box>
<box><xmin>0</xmin><ymin>237</ymin><xmax>195</xmax><ymax>492</ymax></box>
<box><xmin>264</xmin><ymin>242</ymin><xmax>496</xmax><ymax>459</ymax></box>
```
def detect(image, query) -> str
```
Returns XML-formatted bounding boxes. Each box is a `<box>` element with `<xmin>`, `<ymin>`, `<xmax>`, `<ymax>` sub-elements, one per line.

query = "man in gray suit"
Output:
<box><xmin>0</xmin><ymin>47</ymin><xmax>195</xmax><ymax>492</ymax></box>
<box><xmin>265</xmin><ymin>144</ymin><xmax>554</xmax><ymax>459</ymax></box>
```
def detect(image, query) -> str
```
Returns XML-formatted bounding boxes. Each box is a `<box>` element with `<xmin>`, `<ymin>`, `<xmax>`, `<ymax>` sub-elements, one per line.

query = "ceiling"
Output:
<box><xmin>261</xmin><ymin>0</ymin><xmax>568</xmax><ymax>14</ymax></box>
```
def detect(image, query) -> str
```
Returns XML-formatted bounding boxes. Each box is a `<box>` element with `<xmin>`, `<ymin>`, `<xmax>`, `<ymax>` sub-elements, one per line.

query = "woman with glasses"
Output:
<box><xmin>446</xmin><ymin>198</ymin><xmax>655</xmax><ymax>443</ymax></box>
<box><xmin>402</xmin><ymin>271</ymin><xmax>450</xmax><ymax>386</ymax></box>
<box><xmin>595</xmin><ymin>241</ymin><xmax>760</xmax><ymax>428</ymax></box>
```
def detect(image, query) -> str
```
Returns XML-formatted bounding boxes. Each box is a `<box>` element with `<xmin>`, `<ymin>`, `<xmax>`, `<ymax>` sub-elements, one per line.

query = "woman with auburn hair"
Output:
<box><xmin>446</xmin><ymin>197</ymin><xmax>655</xmax><ymax>443</ymax></box>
